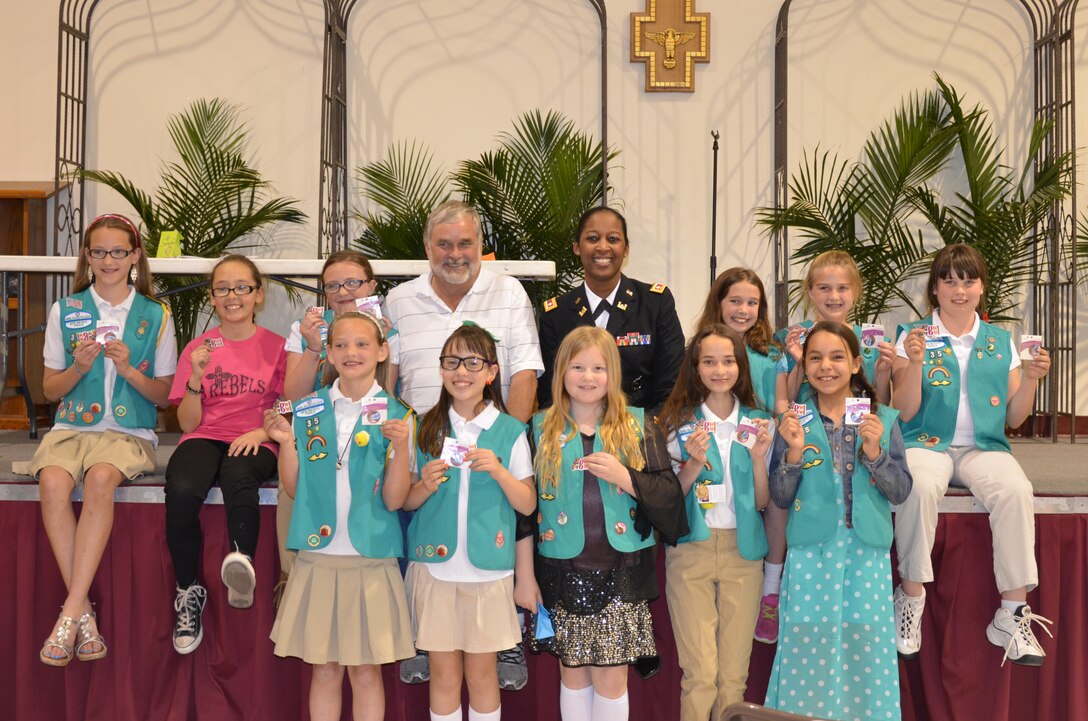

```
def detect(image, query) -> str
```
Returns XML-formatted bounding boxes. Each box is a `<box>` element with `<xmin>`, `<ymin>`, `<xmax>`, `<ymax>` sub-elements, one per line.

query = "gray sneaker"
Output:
<box><xmin>400</xmin><ymin>649</ymin><xmax>429</xmax><ymax>684</ymax></box>
<box><xmin>497</xmin><ymin>642</ymin><xmax>528</xmax><ymax>691</ymax></box>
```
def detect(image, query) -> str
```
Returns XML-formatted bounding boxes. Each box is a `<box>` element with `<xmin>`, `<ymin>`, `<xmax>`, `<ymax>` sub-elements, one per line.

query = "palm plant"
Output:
<box><xmin>453</xmin><ymin>109</ymin><xmax>616</xmax><ymax>306</ymax></box>
<box><xmin>353</xmin><ymin>141</ymin><xmax>451</xmax><ymax>293</ymax></box>
<box><xmin>759</xmin><ymin>74</ymin><xmax>1073</xmax><ymax>326</ymax></box>
<box><xmin>352</xmin><ymin>110</ymin><xmax>616</xmax><ymax>308</ymax></box>
<box><xmin>80</xmin><ymin>98</ymin><xmax>307</xmax><ymax>348</ymax></box>
<box><xmin>757</xmin><ymin>86</ymin><xmax>958</xmax><ymax>321</ymax></box>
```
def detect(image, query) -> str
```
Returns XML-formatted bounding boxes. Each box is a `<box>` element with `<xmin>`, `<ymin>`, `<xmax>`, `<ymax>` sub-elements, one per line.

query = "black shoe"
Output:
<box><xmin>173</xmin><ymin>583</ymin><xmax>207</xmax><ymax>655</ymax></box>
<box><xmin>633</xmin><ymin>655</ymin><xmax>660</xmax><ymax>680</ymax></box>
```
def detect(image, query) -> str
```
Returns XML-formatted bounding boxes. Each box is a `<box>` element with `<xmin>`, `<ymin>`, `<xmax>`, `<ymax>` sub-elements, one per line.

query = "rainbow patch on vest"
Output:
<box><xmin>927</xmin><ymin>366</ymin><xmax>952</xmax><ymax>386</ymax></box>
<box><xmin>801</xmin><ymin>443</ymin><xmax>823</xmax><ymax>469</ymax></box>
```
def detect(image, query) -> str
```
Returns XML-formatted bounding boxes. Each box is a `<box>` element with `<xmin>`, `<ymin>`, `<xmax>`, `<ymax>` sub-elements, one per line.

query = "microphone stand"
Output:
<box><xmin>710</xmin><ymin>130</ymin><xmax>720</xmax><ymax>286</ymax></box>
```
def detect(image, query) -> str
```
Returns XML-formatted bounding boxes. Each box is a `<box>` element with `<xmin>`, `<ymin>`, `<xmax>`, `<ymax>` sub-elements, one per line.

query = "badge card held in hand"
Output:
<box><xmin>861</xmin><ymin>323</ymin><xmax>884</xmax><ymax>348</ymax></box>
<box><xmin>789</xmin><ymin>402</ymin><xmax>813</xmax><ymax>426</ymax></box>
<box><xmin>845</xmin><ymin>397</ymin><xmax>871</xmax><ymax>426</ymax></box>
<box><xmin>1019</xmin><ymin>335</ymin><xmax>1043</xmax><ymax>360</ymax></box>
<box><xmin>204</xmin><ymin>336</ymin><xmax>224</xmax><ymax>349</ymax></box>
<box><xmin>572</xmin><ymin>457</ymin><xmax>589</xmax><ymax>471</ymax></box>
<box><xmin>355</xmin><ymin>295</ymin><xmax>383</xmax><ymax>320</ymax></box>
<box><xmin>94</xmin><ymin>320</ymin><xmax>120</xmax><ymax>345</ymax></box>
<box><xmin>360</xmin><ymin>397</ymin><xmax>388</xmax><ymax>424</ymax></box>
<box><xmin>440</xmin><ymin>437</ymin><xmax>474</xmax><ymax>467</ymax></box>
<box><xmin>924</xmin><ymin>324</ymin><xmax>941</xmax><ymax>340</ymax></box>
<box><xmin>735</xmin><ymin>417</ymin><xmax>759</xmax><ymax>449</ymax></box>
<box><xmin>274</xmin><ymin>400</ymin><xmax>294</xmax><ymax>415</ymax></box>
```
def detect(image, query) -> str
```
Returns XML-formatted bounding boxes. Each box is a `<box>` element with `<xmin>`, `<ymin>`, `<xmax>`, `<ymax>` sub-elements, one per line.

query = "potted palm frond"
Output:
<box><xmin>80</xmin><ymin>98</ymin><xmax>307</xmax><ymax>349</ymax></box>
<box><xmin>353</xmin><ymin>110</ymin><xmax>616</xmax><ymax>308</ymax></box>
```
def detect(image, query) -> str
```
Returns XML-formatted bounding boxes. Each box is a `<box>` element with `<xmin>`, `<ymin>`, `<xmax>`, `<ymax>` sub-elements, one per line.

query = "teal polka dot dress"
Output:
<box><xmin>764</xmin><ymin>469</ymin><xmax>901</xmax><ymax>721</ymax></box>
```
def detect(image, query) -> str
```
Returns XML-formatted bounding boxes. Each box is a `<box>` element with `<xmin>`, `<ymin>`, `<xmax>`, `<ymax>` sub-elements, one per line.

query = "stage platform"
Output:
<box><xmin>1</xmin><ymin>432</ymin><xmax>1085</xmax><ymax>721</ymax></box>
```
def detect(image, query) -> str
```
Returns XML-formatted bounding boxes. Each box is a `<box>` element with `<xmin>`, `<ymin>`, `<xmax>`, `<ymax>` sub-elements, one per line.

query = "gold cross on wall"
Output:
<box><xmin>631</xmin><ymin>0</ymin><xmax>710</xmax><ymax>93</ymax></box>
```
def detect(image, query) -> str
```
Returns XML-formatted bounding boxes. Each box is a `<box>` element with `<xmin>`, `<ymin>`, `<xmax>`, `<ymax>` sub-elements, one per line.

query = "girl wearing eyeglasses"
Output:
<box><xmin>403</xmin><ymin>323</ymin><xmax>536</xmax><ymax>721</ymax></box>
<box><xmin>163</xmin><ymin>254</ymin><xmax>287</xmax><ymax>655</ymax></box>
<box><xmin>284</xmin><ymin>250</ymin><xmax>390</xmax><ymax>401</ymax></box>
<box><xmin>33</xmin><ymin>213</ymin><xmax>177</xmax><ymax>666</ymax></box>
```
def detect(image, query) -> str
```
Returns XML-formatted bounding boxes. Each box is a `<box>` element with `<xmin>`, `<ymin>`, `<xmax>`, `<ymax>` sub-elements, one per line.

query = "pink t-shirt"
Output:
<box><xmin>170</xmin><ymin>326</ymin><xmax>287</xmax><ymax>451</ymax></box>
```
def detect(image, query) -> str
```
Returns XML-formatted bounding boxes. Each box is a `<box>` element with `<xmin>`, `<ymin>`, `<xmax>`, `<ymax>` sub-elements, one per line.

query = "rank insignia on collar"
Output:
<box><xmin>544</xmin><ymin>297</ymin><xmax>558</xmax><ymax>312</ymax></box>
<box><xmin>578</xmin><ymin>306</ymin><xmax>588</xmax><ymax>317</ymax></box>
<box><xmin>649</xmin><ymin>283</ymin><xmax>667</xmax><ymax>294</ymax></box>
<box><xmin>616</xmin><ymin>301</ymin><xmax>627</xmax><ymax>311</ymax></box>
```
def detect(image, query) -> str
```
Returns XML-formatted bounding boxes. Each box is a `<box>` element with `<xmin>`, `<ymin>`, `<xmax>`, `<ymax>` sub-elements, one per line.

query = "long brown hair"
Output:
<box><xmin>535</xmin><ymin>326</ymin><xmax>645</xmax><ymax>491</ymax></box>
<box><xmin>72</xmin><ymin>214</ymin><xmax>154</xmax><ymax>296</ymax></box>
<box><xmin>695</xmin><ymin>267</ymin><xmax>778</xmax><ymax>356</ymax></box>
<box><xmin>417</xmin><ymin>324</ymin><xmax>507</xmax><ymax>457</ymax></box>
<box><xmin>803</xmin><ymin>321</ymin><xmax>880</xmax><ymax>410</ymax></box>
<box><xmin>658</xmin><ymin>324</ymin><xmax>759</xmax><ymax>437</ymax></box>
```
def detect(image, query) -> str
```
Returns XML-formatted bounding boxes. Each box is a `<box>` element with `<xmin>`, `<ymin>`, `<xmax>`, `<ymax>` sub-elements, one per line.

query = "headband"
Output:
<box><xmin>88</xmin><ymin>213</ymin><xmax>141</xmax><ymax>244</ymax></box>
<box><xmin>329</xmin><ymin>310</ymin><xmax>386</xmax><ymax>343</ymax></box>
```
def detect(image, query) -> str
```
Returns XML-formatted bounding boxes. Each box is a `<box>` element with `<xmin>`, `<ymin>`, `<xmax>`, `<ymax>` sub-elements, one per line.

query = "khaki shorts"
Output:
<box><xmin>29</xmin><ymin>429</ymin><xmax>156</xmax><ymax>483</ymax></box>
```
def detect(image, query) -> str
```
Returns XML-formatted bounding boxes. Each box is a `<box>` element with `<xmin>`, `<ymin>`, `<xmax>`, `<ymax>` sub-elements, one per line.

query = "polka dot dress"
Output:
<box><xmin>764</xmin><ymin>470</ymin><xmax>901</xmax><ymax>721</ymax></box>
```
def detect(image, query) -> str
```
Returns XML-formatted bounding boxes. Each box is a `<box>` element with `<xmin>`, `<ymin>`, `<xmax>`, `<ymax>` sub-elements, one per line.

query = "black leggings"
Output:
<box><xmin>164</xmin><ymin>438</ymin><xmax>276</xmax><ymax>587</ymax></box>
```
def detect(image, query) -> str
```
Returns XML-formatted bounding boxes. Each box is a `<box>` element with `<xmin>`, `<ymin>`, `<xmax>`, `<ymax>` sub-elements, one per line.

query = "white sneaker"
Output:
<box><xmin>986</xmin><ymin>604</ymin><xmax>1053</xmax><ymax>667</ymax></box>
<box><xmin>221</xmin><ymin>552</ymin><xmax>256</xmax><ymax>609</ymax></box>
<box><xmin>893</xmin><ymin>586</ymin><xmax>925</xmax><ymax>659</ymax></box>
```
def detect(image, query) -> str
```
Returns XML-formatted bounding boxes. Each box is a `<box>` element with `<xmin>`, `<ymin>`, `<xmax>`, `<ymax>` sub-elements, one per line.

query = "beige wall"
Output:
<box><xmin>3</xmin><ymin>0</ymin><xmax>1087</xmax><ymax>407</ymax></box>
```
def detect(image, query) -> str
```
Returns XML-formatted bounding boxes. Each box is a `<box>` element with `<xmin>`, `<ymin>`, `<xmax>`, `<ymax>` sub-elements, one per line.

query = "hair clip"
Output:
<box><xmin>88</xmin><ymin>213</ymin><xmax>141</xmax><ymax>244</ymax></box>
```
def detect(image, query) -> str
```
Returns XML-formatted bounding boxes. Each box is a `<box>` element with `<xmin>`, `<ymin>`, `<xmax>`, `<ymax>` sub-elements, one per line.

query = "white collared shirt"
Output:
<box><xmin>44</xmin><ymin>286</ymin><xmax>177</xmax><ymax>444</ymax></box>
<box><xmin>584</xmin><ymin>281</ymin><xmax>621</xmax><ymax>329</ymax></box>
<box><xmin>383</xmin><ymin>268</ymin><xmax>544</xmax><ymax>414</ymax></box>
<box><xmin>316</xmin><ymin>379</ymin><xmax>388</xmax><ymax>555</ymax></box>
<box><xmin>895</xmin><ymin>309</ymin><xmax>1019</xmax><ymax>446</ymax></box>
<box><xmin>425</xmin><ymin>402</ymin><xmax>533</xmax><ymax>582</ymax></box>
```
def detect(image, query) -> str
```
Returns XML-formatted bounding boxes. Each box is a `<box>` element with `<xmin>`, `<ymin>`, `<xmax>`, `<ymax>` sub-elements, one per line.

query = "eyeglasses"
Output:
<box><xmin>439</xmin><ymin>355</ymin><xmax>494</xmax><ymax>372</ymax></box>
<box><xmin>211</xmin><ymin>284</ymin><xmax>257</xmax><ymax>297</ymax></box>
<box><xmin>87</xmin><ymin>248</ymin><xmax>137</xmax><ymax>260</ymax></box>
<box><xmin>322</xmin><ymin>278</ymin><xmax>373</xmax><ymax>294</ymax></box>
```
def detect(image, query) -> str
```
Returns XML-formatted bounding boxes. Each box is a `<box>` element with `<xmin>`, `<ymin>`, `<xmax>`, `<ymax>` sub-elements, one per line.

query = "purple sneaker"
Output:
<box><xmin>754</xmin><ymin>593</ymin><xmax>779</xmax><ymax>644</ymax></box>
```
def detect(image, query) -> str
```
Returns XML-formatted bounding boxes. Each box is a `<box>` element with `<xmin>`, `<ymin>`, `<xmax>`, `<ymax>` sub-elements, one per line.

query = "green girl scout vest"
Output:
<box><xmin>895</xmin><ymin>316</ymin><xmax>1011</xmax><ymax>453</ymax></box>
<box><xmin>57</xmin><ymin>289</ymin><xmax>165</xmax><ymax>429</ymax></box>
<box><xmin>534</xmin><ymin>406</ymin><xmax>655</xmax><ymax>559</ymax></box>
<box><xmin>746</xmin><ymin>345</ymin><xmax>779</xmax><ymax>414</ymax></box>
<box><xmin>408</xmin><ymin>412</ymin><xmax>527</xmax><ymax>570</ymax></box>
<box><xmin>786</xmin><ymin>404</ymin><xmax>898</xmax><ymax>549</ymax></box>
<box><xmin>675</xmin><ymin>405</ymin><xmax>770</xmax><ymax>560</ymax></box>
<box><xmin>774</xmin><ymin>321</ymin><xmax>881</xmax><ymax>406</ymax></box>
<box><xmin>288</xmin><ymin>387</ymin><xmax>412</xmax><ymax>557</ymax></box>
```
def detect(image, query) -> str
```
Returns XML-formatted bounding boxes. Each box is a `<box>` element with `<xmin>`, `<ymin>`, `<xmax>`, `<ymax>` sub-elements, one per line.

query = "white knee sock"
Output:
<box><xmin>559</xmin><ymin>683</ymin><xmax>594</xmax><ymax>720</ymax></box>
<box><xmin>468</xmin><ymin>705</ymin><xmax>500</xmax><ymax>721</ymax></box>
<box><xmin>591</xmin><ymin>691</ymin><xmax>629</xmax><ymax>721</ymax></box>
<box><xmin>763</xmin><ymin>562</ymin><xmax>784</xmax><ymax>596</ymax></box>
<box><xmin>431</xmin><ymin>707</ymin><xmax>461</xmax><ymax>721</ymax></box>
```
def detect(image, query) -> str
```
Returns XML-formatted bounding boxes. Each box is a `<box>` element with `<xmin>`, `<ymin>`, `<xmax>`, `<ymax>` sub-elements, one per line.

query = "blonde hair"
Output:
<box><xmin>801</xmin><ymin>250</ymin><xmax>863</xmax><ymax>317</ymax></box>
<box><xmin>536</xmin><ymin>326</ymin><xmax>645</xmax><ymax>490</ymax></box>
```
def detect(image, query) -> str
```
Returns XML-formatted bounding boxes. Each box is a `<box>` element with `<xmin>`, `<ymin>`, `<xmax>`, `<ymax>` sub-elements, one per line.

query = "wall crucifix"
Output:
<box><xmin>631</xmin><ymin>0</ymin><xmax>710</xmax><ymax>92</ymax></box>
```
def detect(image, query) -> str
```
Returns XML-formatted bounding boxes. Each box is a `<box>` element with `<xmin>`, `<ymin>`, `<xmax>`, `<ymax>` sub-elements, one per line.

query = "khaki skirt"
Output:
<box><xmin>271</xmin><ymin>551</ymin><xmax>414</xmax><ymax>666</ymax></box>
<box><xmin>405</xmin><ymin>563</ymin><xmax>521</xmax><ymax>654</ymax></box>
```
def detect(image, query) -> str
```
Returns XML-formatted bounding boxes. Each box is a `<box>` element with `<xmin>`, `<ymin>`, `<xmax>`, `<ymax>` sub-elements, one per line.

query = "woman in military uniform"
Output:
<box><xmin>539</xmin><ymin>207</ymin><xmax>684</xmax><ymax>414</ymax></box>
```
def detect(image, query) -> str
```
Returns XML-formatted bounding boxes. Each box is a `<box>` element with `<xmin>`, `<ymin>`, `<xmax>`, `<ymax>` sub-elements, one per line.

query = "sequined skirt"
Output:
<box><xmin>531</xmin><ymin>595</ymin><xmax>657</xmax><ymax>667</ymax></box>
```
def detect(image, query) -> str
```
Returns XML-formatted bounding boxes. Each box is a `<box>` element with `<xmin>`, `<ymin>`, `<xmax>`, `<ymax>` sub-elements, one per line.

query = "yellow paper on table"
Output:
<box><xmin>157</xmin><ymin>230</ymin><xmax>182</xmax><ymax>258</ymax></box>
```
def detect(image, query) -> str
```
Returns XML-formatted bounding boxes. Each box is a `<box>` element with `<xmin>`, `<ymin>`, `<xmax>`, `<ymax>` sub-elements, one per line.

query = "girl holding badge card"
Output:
<box><xmin>695</xmin><ymin>268</ymin><xmax>789</xmax><ymax>645</ymax></box>
<box><xmin>891</xmin><ymin>244</ymin><xmax>1053</xmax><ymax>667</ymax></box>
<box><xmin>765</xmin><ymin>322</ymin><xmax>912</xmax><ymax>721</ymax></box>
<box><xmin>774</xmin><ymin>251</ymin><xmax>895</xmax><ymax>413</ymax></box>
<box><xmin>164</xmin><ymin>255</ymin><xmax>286</xmax><ymax>653</ymax></box>
<box><xmin>403</xmin><ymin>323</ymin><xmax>535</xmax><ymax>721</ymax></box>
<box><xmin>514</xmin><ymin>326</ymin><xmax>686</xmax><ymax>721</ymax></box>
<box><xmin>264</xmin><ymin>311</ymin><xmax>414</xmax><ymax>721</ymax></box>
<box><xmin>33</xmin><ymin>213</ymin><xmax>176</xmax><ymax>666</ymax></box>
<box><xmin>656</xmin><ymin>324</ymin><xmax>772</xmax><ymax>719</ymax></box>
